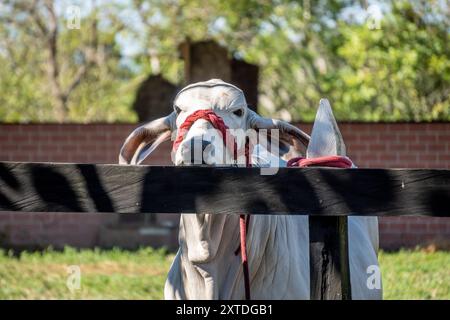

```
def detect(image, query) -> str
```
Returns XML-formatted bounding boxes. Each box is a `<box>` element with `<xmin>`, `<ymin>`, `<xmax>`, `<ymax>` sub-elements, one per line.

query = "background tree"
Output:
<box><xmin>327</xmin><ymin>1</ymin><xmax>450</xmax><ymax>121</ymax></box>
<box><xmin>0</xmin><ymin>0</ymin><xmax>137</xmax><ymax>122</ymax></box>
<box><xmin>0</xmin><ymin>0</ymin><xmax>448</xmax><ymax>123</ymax></box>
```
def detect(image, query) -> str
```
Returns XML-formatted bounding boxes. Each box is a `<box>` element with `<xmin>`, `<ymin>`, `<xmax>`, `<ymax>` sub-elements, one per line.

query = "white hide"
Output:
<box><xmin>173</xmin><ymin>81</ymin><xmax>248</xmax><ymax>166</ymax></box>
<box><xmin>164</xmin><ymin>97</ymin><xmax>382</xmax><ymax>300</ymax></box>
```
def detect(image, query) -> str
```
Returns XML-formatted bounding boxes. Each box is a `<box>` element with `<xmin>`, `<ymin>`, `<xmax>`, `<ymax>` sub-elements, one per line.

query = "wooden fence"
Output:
<box><xmin>0</xmin><ymin>162</ymin><xmax>448</xmax><ymax>299</ymax></box>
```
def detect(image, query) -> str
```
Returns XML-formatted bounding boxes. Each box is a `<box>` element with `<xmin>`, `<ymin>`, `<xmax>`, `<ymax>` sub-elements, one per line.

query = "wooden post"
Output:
<box><xmin>309</xmin><ymin>216</ymin><xmax>351</xmax><ymax>299</ymax></box>
<box><xmin>306</xmin><ymin>98</ymin><xmax>353</xmax><ymax>300</ymax></box>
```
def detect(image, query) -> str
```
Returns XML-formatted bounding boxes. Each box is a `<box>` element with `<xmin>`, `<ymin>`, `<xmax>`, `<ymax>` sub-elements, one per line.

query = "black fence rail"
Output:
<box><xmin>0</xmin><ymin>162</ymin><xmax>449</xmax><ymax>300</ymax></box>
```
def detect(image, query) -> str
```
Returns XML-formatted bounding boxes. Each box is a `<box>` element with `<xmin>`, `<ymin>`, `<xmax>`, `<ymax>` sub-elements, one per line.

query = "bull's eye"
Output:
<box><xmin>233</xmin><ymin>109</ymin><xmax>243</xmax><ymax>117</ymax></box>
<box><xmin>175</xmin><ymin>106</ymin><xmax>182</xmax><ymax>114</ymax></box>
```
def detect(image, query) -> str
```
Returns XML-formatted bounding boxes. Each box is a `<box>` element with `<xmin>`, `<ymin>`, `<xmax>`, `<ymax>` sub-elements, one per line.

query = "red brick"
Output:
<box><xmin>1</xmin><ymin>145</ymin><xmax>19</xmax><ymax>152</ymax></box>
<box><xmin>437</xmin><ymin>131</ymin><xmax>450</xmax><ymax>140</ymax></box>
<box><xmin>419</xmin><ymin>154</ymin><xmax>438</xmax><ymax>161</ymax></box>
<box><xmin>398</xmin><ymin>134</ymin><xmax>418</xmax><ymax>143</ymax></box>
<box><xmin>398</xmin><ymin>154</ymin><xmax>418</xmax><ymax>162</ymax></box>
<box><xmin>380</xmin><ymin>154</ymin><xmax>398</xmax><ymax>162</ymax></box>
<box><xmin>419</xmin><ymin>133</ymin><xmax>438</xmax><ymax>141</ymax></box>
<box><xmin>425</xmin><ymin>123</ymin><xmax>450</xmax><ymax>131</ymax></box>
<box><xmin>438</xmin><ymin>154</ymin><xmax>450</xmax><ymax>162</ymax></box>
<box><xmin>358</xmin><ymin>133</ymin><xmax>379</xmax><ymax>142</ymax></box>
<box><xmin>427</xmin><ymin>143</ymin><xmax>445</xmax><ymax>152</ymax></box>
<box><xmin>49</xmin><ymin>135</ymin><xmax>69</xmax><ymax>142</ymax></box>
<box><xmin>39</xmin><ymin>145</ymin><xmax>59</xmax><ymax>152</ymax></box>
<box><xmin>428</xmin><ymin>222</ymin><xmax>448</xmax><ymax>233</ymax></box>
<box><xmin>20</xmin><ymin>125</ymin><xmax>44</xmax><ymax>133</ymax></box>
<box><xmin>386</xmin><ymin>223</ymin><xmax>407</xmax><ymax>231</ymax></box>
<box><xmin>408</xmin><ymin>144</ymin><xmax>426</xmax><ymax>152</ymax></box>
<box><xmin>408</xmin><ymin>223</ymin><xmax>428</xmax><ymax>233</ymax></box>
<box><xmin>60</xmin><ymin>145</ymin><xmax>76</xmax><ymax>152</ymax></box>
<box><xmin>368</xmin><ymin>143</ymin><xmax>387</xmax><ymax>151</ymax></box>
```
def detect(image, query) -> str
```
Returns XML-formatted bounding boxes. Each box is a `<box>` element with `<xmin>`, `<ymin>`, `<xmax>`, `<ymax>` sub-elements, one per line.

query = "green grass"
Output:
<box><xmin>0</xmin><ymin>247</ymin><xmax>174</xmax><ymax>299</ymax></box>
<box><xmin>378</xmin><ymin>249</ymin><xmax>450</xmax><ymax>299</ymax></box>
<box><xmin>0</xmin><ymin>247</ymin><xmax>448</xmax><ymax>299</ymax></box>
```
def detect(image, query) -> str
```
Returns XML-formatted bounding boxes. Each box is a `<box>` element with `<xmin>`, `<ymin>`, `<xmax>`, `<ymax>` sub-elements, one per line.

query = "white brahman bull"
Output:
<box><xmin>119</xmin><ymin>79</ymin><xmax>382</xmax><ymax>300</ymax></box>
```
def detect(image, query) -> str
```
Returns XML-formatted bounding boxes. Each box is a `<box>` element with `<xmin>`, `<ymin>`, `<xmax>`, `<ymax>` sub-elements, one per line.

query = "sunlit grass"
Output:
<box><xmin>378</xmin><ymin>249</ymin><xmax>450</xmax><ymax>300</ymax></box>
<box><xmin>0</xmin><ymin>247</ymin><xmax>174</xmax><ymax>299</ymax></box>
<box><xmin>0</xmin><ymin>247</ymin><xmax>448</xmax><ymax>299</ymax></box>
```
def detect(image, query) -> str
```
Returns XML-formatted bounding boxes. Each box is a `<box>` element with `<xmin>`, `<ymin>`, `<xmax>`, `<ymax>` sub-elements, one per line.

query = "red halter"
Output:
<box><xmin>172</xmin><ymin>110</ymin><xmax>238</xmax><ymax>157</ymax></box>
<box><xmin>172</xmin><ymin>109</ymin><xmax>252</xmax><ymax>300</ymax></box>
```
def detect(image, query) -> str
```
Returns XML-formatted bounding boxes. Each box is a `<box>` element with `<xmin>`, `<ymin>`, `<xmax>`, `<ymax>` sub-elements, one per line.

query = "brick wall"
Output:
<box><xmin>0</xmin><ymin>123</ymin><xmax>449</xmax><ymax>250</ymax></box>
<box><xmin>0</xmin><ymin>124</ymin><xmax>172</xmax><ymax>164</ymax></box>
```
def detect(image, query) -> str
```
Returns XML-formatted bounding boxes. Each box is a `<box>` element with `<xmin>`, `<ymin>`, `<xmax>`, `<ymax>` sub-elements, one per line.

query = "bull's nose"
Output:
<box><xmin>188</xmin><ymin>139</ymin><xmax>211</xmax><ymax>164</ymax></box>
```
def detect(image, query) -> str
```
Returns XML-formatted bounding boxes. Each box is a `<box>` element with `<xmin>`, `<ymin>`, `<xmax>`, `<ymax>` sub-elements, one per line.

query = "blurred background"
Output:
<box><xmin>0</xmin><ymin>0</ymin><xmax>449</xmax><ymax>122</ymax></box>
<box><xmin>0</xmin><ymin>0</ymin><xmax>449</xmax><ymax>299</ymax></box>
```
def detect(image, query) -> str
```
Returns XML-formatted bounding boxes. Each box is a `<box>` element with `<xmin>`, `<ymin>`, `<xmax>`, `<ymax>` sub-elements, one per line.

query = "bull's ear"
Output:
<box><xmin>307</xmin><ymin>99</ymin><xmax>346</xmax><ymax>158</ymax></box>
<box><xmin>247</xmin><ymin>109</ymin><xmax>310</xmax><ymax>160</ymax></box>
<box><xmin>119</xmin><ymin>112</ymin><xmax>176</xmax><ymax>165</ymax></box>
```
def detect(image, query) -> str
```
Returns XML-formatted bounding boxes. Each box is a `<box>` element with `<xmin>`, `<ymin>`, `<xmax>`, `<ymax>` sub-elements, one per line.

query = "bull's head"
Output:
<box><xmin>119</xmin><ymin>79</ymin><xmax>310</xmax><ymax>166</ymax></box>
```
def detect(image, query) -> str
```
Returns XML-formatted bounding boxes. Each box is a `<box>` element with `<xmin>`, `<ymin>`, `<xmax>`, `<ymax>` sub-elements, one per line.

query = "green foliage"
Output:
<box><xmin>0</xmin><ymin>0</ymin><xmax>138</xmax><ymax>123</ymax></box>
<box><xmin>0</xmin><ymin>0</ymin><xmax>448</xmax><ymax>123</ymax></box>
<box><xmin>328</xmin><ymin>2</ymin><xmax>450</xmax><ymax>121</ymax></box>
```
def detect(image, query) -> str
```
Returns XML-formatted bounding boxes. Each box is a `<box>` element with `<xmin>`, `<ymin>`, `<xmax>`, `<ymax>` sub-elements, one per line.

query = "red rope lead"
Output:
<box><xmin>173</xmin><ymin>109</ymin><xmax>251</xmax><ymax>300</ymax></box>
<box><xmin>287</xmin><ymin>155</ymin><xmax>353</xmax><ymax>168</ymax></box>
<box><xmin>239</xmin><ymin>214</ymin><xmax>251</xmax><ymax>300</ymax></box>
